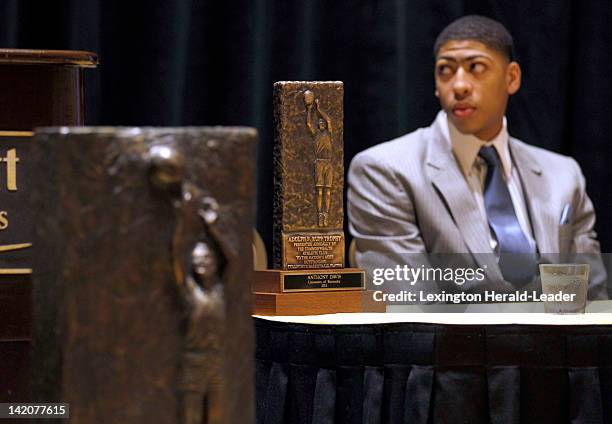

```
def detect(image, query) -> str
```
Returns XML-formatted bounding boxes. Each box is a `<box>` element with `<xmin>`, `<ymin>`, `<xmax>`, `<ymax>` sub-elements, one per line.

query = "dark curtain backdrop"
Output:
<box><xmin>1</xmin><ymin>0</ymin><xmax>612</xmax><ymax>260</ymax></box>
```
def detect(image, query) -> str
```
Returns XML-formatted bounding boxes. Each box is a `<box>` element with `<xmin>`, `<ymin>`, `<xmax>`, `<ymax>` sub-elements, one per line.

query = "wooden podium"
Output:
<box><xmin>0</xmin><ymin>49</ymin><xmax>97</xmax><ymax>402</ymax></box>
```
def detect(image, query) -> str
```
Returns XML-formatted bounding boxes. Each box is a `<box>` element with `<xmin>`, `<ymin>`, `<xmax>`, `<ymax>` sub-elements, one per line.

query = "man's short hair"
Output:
<box><xmin>433</xmin><ymin>15</ymin><xmax>515</xmax><ymax>61</ymax></box>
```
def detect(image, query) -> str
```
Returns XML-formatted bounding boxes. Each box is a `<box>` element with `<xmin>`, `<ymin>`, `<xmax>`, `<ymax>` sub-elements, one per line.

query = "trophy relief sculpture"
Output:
<box><xmin>255</xmin><ymin>81</ymin><xmax>372</xmax><ymax>315</ymax></box>
<box><xmin>304</xmin><ymin>90</ymin><xmax>333</xmax><ymax>227</ymax></box>
<box><xmin>149</xmin><ymin>144</ymin><xmax>231</xmax><ymax>424</ymax></box>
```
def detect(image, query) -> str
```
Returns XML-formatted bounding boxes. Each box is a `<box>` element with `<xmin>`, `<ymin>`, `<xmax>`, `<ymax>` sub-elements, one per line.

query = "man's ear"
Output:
<box><xmin>506</xmin><ymin>61</ymin><xmax>521</xmax><ymax>95</ymax></box>
<box><xmin>435</xmin><ymin>89</ymin><xmax>440</xmax><ymax>98</ymax></box>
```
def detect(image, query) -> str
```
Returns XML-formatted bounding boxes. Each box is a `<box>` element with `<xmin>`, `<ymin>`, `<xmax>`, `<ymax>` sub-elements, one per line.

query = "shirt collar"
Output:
<box><xmin>436</xmin><ymin>110</ymin><xmax>512</xmax><ymax>179</ymax></box>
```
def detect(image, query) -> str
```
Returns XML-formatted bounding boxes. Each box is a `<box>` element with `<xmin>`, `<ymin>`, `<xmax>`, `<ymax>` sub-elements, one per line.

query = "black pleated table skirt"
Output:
<box><xmin>255</xmin><ymin>314</ymin><xmax>612</xmax><ymax>424</ymax></box>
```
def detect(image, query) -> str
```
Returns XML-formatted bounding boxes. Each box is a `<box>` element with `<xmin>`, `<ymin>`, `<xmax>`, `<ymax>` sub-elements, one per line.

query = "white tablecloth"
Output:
<box><xmin>257</xmin><ymin>300</ymin><xmax>612</xmax><ymax>325</ymax></box>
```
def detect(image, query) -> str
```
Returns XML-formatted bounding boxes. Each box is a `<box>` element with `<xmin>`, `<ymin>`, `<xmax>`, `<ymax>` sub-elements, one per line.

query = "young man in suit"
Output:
<box><xmin>347</xmin><ymin>15</ymin><xmax>608</xmax><ymax>300</ymax></box>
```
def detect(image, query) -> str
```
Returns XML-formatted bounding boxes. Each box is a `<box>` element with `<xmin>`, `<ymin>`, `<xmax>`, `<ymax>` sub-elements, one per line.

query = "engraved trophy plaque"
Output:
<box><xmin>253</xmin><ymin>81</ymin><xmax>382</xmax><ymax>315</ymax></box>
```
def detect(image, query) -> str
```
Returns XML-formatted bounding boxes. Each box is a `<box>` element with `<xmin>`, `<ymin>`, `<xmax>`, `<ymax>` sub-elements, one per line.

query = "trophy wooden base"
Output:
<box><xmin>253</xmin><ymin>290</ymin><xmax>385</xmax><ymax>316</ymax></box>
<box><xmin>253</xmin><ymin>268</ymin><xmax>384</xmax><ymax>315</ymax></box>
<box><xmin>254</xmin><ymin>268</ymin><xmax>365</xmax><ymax>292</ymax></box>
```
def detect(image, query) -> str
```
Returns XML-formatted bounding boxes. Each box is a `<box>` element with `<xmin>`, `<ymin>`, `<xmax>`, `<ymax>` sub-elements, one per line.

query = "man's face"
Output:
<box><xmin>434</xmin><ymin>40</ymin><xmax>521</xmax><ymax>141</ymax></box>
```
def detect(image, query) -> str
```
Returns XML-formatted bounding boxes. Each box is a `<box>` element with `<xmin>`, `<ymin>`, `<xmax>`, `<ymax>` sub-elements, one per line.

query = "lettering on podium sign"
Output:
<box><xmin>0</xmin><ymin>132</ymin><xmax>32</xmax><ymax>275</ymax></box>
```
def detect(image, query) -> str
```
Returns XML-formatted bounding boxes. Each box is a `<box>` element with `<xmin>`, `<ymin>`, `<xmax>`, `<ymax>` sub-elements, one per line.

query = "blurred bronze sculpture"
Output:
<box><xmin>179</xmin><ymin>241</ymin><xmax>224</xmax><ymax>424</ymax></box>
<box><xmin>149</xmin><ymin>144</ymin><xmax>231</xmax><ymax>424</ymax></box>
<box><xmin>31</xmin><ymin>127</ymin><xmax>256</xmax><ymax>423</ymax></box>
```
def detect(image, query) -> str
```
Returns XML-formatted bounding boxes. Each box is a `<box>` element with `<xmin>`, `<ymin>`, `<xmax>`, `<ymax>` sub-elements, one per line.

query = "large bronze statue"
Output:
<box><xmin>31</xmin><ymin>127</ymin><xmax>256</xmax><ymax>423</ymax></box>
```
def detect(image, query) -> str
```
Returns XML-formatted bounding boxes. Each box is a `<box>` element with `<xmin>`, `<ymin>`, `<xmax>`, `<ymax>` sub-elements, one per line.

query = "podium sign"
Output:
<box><xmin>0</xmin><ymin>133</ymin><xmax>32</xmax><ymax>274</ymax></box>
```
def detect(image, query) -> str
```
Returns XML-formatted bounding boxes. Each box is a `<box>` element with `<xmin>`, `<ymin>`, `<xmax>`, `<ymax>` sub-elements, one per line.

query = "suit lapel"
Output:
<box><xmin>425</xmin><ymin>121</ymin><xmax>499</xmax><ymax>274</ymax></box>
<box><xmin>509</xmin><ymin>138</ymin><xmax>557</xmax><ymax>254</ymax></box>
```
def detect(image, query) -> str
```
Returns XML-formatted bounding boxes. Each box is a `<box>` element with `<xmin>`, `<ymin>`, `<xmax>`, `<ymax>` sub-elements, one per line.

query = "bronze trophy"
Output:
<box><xmin>253</xmin><ymin>81</ymin><xmax>383</xmax><ymax>315</ymax></box>
<box><xmin>31</xmin><ymin>128</ymin><xmax>256</xmax><ymax>423</ymax></box>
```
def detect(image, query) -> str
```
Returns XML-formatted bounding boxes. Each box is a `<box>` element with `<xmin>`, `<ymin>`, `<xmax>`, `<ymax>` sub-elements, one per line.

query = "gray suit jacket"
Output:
<box><xmin>348</xmin><ymin>115</ymin><xmax>608</xmax><ymax>300</ymax></box>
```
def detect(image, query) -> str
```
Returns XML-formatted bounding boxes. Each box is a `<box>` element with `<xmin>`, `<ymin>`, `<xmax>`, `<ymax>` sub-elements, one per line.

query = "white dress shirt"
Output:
<box><xmin>436</xmin><ymin>111</ymin><xmax>536</xmax><ymax>253</ymax></box>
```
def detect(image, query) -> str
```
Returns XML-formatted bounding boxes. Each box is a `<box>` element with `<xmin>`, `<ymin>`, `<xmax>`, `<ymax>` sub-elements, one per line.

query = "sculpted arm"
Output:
<box><xmin>304</xmin><ymin>90</ymin><xmax>317</xmax><ymax>136</ymax></box>
<box><xmin>315</xmin><ymin>99</ymin><xmax>333</xmax><ymax>134</ymax></box>
<box><xmin>199</xmin><ymin>197</ymin><xmax>234</xmax><ymax>257</ymax></box>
